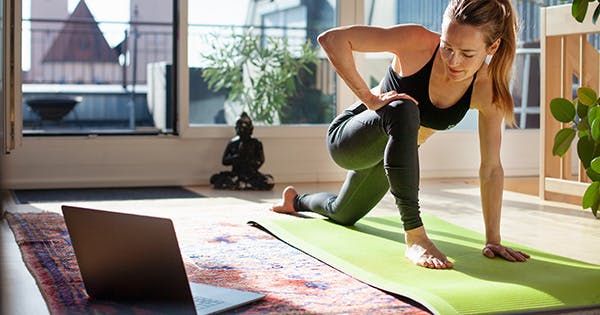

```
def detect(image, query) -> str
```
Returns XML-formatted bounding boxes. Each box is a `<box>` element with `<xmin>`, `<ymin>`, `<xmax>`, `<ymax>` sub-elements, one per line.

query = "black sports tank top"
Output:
<box><xmin>379</xmin><ymin>44</ymin><xmax>476</xmax><ymax>130</ymax></box>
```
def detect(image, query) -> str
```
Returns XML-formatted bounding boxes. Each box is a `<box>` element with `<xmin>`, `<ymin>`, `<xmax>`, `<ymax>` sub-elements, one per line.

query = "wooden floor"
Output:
<box><xmin>2</xmin><ymin>177</ymin><xmax>599</xmax><ymax>315</ymax></box>
<box><xmin>463</xmin><ymin>176</ymin><xmax>540</xmax><ymax>197</ymax></box>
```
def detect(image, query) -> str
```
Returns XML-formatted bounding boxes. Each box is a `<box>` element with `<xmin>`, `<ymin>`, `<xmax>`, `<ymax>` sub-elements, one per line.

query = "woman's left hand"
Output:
<box><xmin>482</xmin><ymin>243</ymin><xmax>530</xmax><ymax>262</ymax></box>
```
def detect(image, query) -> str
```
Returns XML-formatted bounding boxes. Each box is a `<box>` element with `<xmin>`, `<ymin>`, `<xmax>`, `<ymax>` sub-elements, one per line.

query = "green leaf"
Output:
<box><xmin>550</xmin><ymin>98</ymin><xmax>576</xmax><ymax>122</ymax></box>
<box><xmin>594</xmin><ymin>3</ymin><xmax>600</xmax><ymax>24</ymax></box>
<box><xmin>573</xmin><ymin>0</ymin><xmax>589</xmax><ymax>23</ymax></box>
<box><xmin>582</xmin><ymin>181</ymin><xmax>600</xmax><ymax>209</ymax></box>
<box><xmin>577</xmin><ymin>99</ymin><xmax>589</xmax><ymax>118</ymax></box>
<box><xmin>587</xmin><ymin>167</ymin><xmax>600</xmax><ymax>181</ymax></box>
<box><xmin>593</xmin><ymin>141</ymin><xmax>600</xmax><ymax>158</ymax></box>
<box><xmin>589</xmin><ymin>106</ymin><xmax>600</xmax><ymax>124</ymax></box>
<box><xmin>580</xmin><ymin>130</ymin><xmax>590</xmax><ymax>138</ymax></box>
<box><xmin>553</xmin><ymin>128</ymin><xmax>577</xmax><ymax>156</ymax></box>
<box><xmin>592</xmin><ymin>195</ymin><xmax>600</xmax><ymax>217</ymax></box>
<box><xmin>578</xmin><ymin>136</ymin><xmax>596</xmax><ymax>168</ymax></box>
<box><xmin>578</xmin><ymin>117</ymin><xmax>590</xmax><ymax>131</ymax></box>
<box><xmin>593</xmin><ymin>119</ymin><xmax>600</xmax><ymax>141</ymax></box>
<box><xmin>578</xmin><ymin>87</ymin><xmax>598</xmax><ymax>106</ymax></box>
<box><xmin>592</xmin><ymin>188</ymin><xmax>600</xmax><ymax>217</ymax></box>
<box><xmin>592</xmin><ymin>156</ymin><xmax>600</xmax><ymax>173</ymax></box>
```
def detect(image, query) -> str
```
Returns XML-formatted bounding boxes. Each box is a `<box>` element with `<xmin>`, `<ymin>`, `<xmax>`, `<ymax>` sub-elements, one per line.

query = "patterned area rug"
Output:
<box><xmin>5</xmin><ymin>212</ymin><xmax>430</xmax><ymax>314</ymax></box>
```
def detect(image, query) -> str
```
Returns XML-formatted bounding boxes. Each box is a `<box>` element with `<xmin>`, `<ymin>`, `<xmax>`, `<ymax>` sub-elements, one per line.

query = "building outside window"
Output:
<box><xmin>21</xmin><ymin>0</ymin><xmax>175</xmax><ymax>135</ymax></box>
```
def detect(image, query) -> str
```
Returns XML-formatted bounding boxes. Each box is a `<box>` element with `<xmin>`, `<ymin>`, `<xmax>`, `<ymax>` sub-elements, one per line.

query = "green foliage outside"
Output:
<box><xmin>201</xmin><ymin>30</ymin><xmax>320</xmax><ymax>124</ymax></box>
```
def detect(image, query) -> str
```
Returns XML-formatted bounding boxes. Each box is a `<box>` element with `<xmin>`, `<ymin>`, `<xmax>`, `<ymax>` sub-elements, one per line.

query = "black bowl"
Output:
<box><xmin>26</xmin><ymin>97</ymin><xmax>81</xmax><ymax>121</ymax></box>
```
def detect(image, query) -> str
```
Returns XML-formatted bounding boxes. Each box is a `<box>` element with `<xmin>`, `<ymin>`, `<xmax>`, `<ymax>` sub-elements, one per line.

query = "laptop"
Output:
<box><xmin>61</xmin><ymin>205</ymin><xmax>265</xmax><ymax>315</ymax></box>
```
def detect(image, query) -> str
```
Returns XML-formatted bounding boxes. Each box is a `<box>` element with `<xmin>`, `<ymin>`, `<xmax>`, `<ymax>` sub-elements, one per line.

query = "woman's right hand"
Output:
<box><xmin>364</xmin><ymin>91</ymin><xmax>419</xmax><ymax>111</ymax></box>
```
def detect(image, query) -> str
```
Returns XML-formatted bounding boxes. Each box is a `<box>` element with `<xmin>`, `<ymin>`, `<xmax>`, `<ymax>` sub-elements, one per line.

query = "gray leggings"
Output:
<box><xmin>293</xmin><ymin>99</ymin><xmax>422</xmax><ymax>231</ymax></box>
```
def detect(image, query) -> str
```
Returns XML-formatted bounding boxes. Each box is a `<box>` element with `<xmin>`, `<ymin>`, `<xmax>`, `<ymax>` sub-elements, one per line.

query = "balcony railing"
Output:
<box><xmin>512</xmin><ymin>47</ymin><xmax>541</xmax><ymax>129</ymax></box>
<box><xmin>23</xmin><ymin>18</ymin><xmax>319</xmax><ymax>85</ymax></box>
<box><xmin>540</xmin><ymin>4</ymin><xmax>597</xmax><ymax>205</ymax></box>
<box><xmin>23</xmin><ymin>18</ymin><xmax>173</xmax><ymax>85</ymax></box>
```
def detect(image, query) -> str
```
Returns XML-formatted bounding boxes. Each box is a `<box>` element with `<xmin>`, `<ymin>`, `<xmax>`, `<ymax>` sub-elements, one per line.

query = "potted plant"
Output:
<box><xmin>200</xmin><ymin>29</ymin><xmax>319</xmax><ymax>124</ymax></box>
<box><xmin>549</xmin><ymin>0</ymin><xmax>600</xmax><ymax>218</ymax></box>
<box><xmin>550</xmin><ymin>87</ymin><xmax>600</xmax><ymax>218</ymax></box>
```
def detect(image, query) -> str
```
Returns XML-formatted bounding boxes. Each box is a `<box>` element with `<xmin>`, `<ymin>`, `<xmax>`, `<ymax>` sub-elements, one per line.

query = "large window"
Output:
<box><xmin>21</xmin><ymin>0</ymin><xmax>175</xmax><ymax>135</ymax></box>
<box><xmin>187</xmin><ymin>0</ymin><xmax>336</xmax><ymax>126</ymax></box>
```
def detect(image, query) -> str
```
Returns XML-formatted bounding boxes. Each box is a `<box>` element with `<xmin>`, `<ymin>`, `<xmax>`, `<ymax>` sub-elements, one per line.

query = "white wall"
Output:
<box><xmin>0</xmin><ymin>128</ymin><xmax>340</xmax><ymax>189</ymax></box>
<box><xmin>419</xmin><ymin>129</ymin><xmax>539</xmax><ymax>178</ymax></box>
<box><xmin>0</xmin><ymin>128</ymin><xmax>539</xmax><ymax>189</ymax></box>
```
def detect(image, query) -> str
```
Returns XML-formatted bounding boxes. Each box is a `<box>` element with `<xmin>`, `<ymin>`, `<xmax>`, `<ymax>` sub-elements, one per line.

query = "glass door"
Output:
<box><xmin>21</xmin><ymin>0</ymin><xmax>176</xmax><ymax>136</ymax></box>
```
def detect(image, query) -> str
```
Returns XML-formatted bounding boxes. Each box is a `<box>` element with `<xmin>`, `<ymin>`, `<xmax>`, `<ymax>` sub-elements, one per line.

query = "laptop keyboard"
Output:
<box><xmin>193</xmin><ymin>296</ymin><xmax>226</xmax><ymax>310</ymax></box>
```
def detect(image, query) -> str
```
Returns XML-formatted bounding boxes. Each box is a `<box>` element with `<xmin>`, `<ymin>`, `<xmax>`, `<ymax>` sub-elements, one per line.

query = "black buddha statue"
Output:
<box><xmin>210</xmin><ymin>112</ymin><xmax>274</xmax><ymax>190</ymax></box>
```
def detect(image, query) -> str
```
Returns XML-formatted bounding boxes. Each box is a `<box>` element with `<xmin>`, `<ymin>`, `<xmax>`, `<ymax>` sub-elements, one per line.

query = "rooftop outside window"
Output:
<box><xmin>22</xmin><ymin>0</ymin><xmax>174</xmax><ymax>135</ymax></box>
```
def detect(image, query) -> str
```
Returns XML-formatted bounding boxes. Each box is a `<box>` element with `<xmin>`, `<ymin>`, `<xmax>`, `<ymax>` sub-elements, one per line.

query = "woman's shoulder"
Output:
<box><xmin>384</xmin><ymin>23</ymin><xmax>436</xmax><ymax>35</ymax></box>
<box><xmin>471</xmin><ymin>66</ymin><xmax>494</xmax><ymax>112</ymax></box>
<box><xmin>364</xmin><ymin>24</ymin><xmax>438</xmax><ymax>54</ymax></box>
<box><xmin>390</xmin><ymin>24</ymin><xmax>439</xmax><ymax>50</ymax></box>
<box><xmin>390</xmin><ymin>25</ymin><xmax>440</xmax><ymax>73</ymax></box>
<box><xmin>398</xmin><ymin>24</ymin><xmax>438</xmax><ymax>36</ymax></box>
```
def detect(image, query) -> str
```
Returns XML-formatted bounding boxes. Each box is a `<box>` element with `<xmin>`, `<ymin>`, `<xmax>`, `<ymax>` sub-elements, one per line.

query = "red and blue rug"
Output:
<box><xmin>5</xmin><ymin>212</ymin><xmax>429</xmax><ymax>314</ymax></box>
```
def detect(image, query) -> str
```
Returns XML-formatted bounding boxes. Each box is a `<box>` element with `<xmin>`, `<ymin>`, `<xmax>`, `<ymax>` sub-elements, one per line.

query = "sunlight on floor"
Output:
<box><xmin>2</xmin><ymin>177</ymin><xmax>599</xmax><ymax>315</ymax></box>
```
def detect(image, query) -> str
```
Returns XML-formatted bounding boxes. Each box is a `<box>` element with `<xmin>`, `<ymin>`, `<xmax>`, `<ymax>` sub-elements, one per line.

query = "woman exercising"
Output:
<box><xmin>272</xmin><ymin>0</ymin><xmax>530</xmax><ymax>269</ymax></box>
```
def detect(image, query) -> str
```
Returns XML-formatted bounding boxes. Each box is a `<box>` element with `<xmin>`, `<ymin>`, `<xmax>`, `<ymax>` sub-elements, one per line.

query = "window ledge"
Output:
<box><xmin>182</xmin><ymin>124</ymin><xmax>330</xmax><ymax>139</ymax></box>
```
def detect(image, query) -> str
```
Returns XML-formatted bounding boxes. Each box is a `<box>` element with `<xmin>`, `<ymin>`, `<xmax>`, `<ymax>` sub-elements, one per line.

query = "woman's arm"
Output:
<box><xmin>478</xmin><ymin>104</ymin><xmax>529</xmax><ymax>262</ymax></box>
<box><xmin>317</xmin><ymin>24</ymin><xmax>432</xmax><ymax>110</ymax></box>
<box><xmin>477</xmin><ymin>105</ymin><xmax>504</xmax><ymax>245</ymax></box>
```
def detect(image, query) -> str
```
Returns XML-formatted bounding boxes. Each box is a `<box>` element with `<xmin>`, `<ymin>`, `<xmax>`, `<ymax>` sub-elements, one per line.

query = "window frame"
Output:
<box><xmin>11</xmin><ymin>0</ymin><xmax>353</xmax><ymax>141</ymax></box>
<box><xmin>180</xmin><ymin>0</ymin><xmax>350</xmax><ymax>139</ymax></box>
<box><xmin>3</xmin><ymin>0</ymin><xmax>22</xmax><ymax>153</ymax></box>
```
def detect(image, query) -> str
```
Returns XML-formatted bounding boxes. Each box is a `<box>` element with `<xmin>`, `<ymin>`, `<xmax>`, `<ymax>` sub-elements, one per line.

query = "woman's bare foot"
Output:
<box><xmin>270</xmin><ymin>186</ymin><xmax>298</xmax><ymax>214</ymax></box>
<box><xmin>405</xmin><ymin>226</ymin><xmax>453</xmax><ymax>269</ymax></box>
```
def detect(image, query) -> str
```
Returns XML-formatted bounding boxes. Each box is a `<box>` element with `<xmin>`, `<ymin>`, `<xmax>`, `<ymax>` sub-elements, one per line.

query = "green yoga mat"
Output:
<box><xmin>250</xmin><ymin>214</ymin><xmax>600</xmax><ymax>314</ymax></box>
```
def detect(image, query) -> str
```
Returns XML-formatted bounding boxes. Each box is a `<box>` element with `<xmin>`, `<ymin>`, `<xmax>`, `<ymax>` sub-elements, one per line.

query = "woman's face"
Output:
<box><xmin>439</xmin><ymin>20</ymin><xmax>495</xmax><ymax>82</ymax></box>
